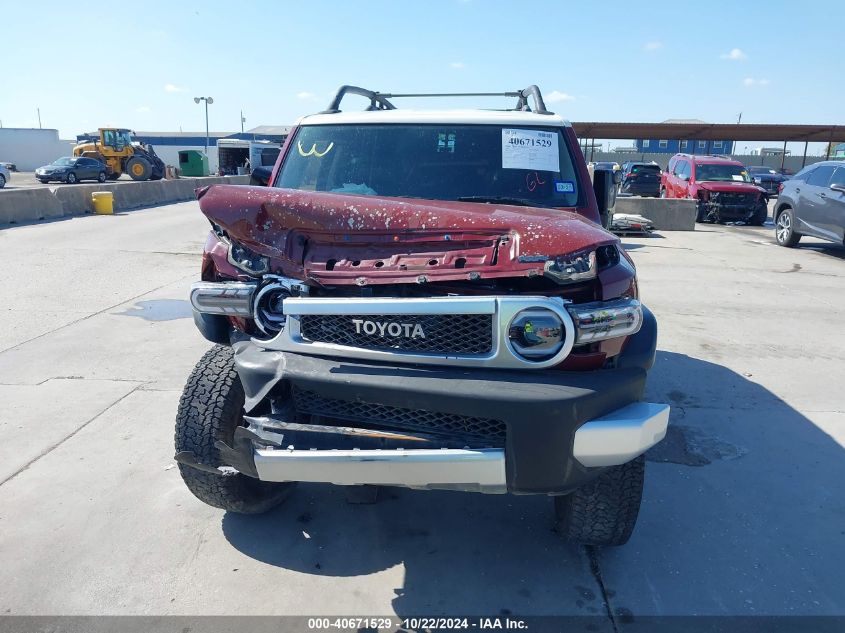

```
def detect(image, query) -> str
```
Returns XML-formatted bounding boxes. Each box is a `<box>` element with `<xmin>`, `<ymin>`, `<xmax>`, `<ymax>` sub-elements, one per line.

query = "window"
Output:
<box><xmin>642</xmin><ymin>140</ymin><xmax>650</xmax><ymax>148</ymax></box>
<box><xmin>277</xmin><ymin>124</ymin><xmax>582</xmax><ymax>207</ymax></box>
<box><xmin>659</xmin><ymin>140</ymin><xmax>668</xmax><ymax>149</ymax></box>
<box><xmin>674</xmin><ymin>160</ymin><xmax>689</xmax><ymax>177</ymax></box>
<box><xmin>793</xmin><ymin>166</ymin><xmax>815</xmax><ymax>182</ymax></box>
<box><xmin>807</xmin><ymin>165</ymin><xmax>836</xmax><ymax>187</ymax></box>
<box><xmin>681</xmin><ymin>140</ymin><xmax>688</xmax><ymax>149</ymax></box>
<box><xmin>698</xmin><ymin>141</ymin><xmax>706</xmax><ymax>149</ymax></box>
<box><xmin>830</xmin><ymin>167</ymin><xmax>845</xmax><ymax>188</ymax></box>
<box><xmin>713</xmin><ymin>141</ymin><xmax>723</xmax><ymax>149</ymax></box>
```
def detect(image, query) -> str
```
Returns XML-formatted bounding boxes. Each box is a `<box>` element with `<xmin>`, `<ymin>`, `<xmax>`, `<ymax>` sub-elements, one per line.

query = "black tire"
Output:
<box><xmin>66</xmin><ymin>172</ymin><xmax>78</xmax><ymax>184</ymax></box>
<box><xmin>0</xmin><ymin>174</ymin><xmax>5</xmax><ymax>188</ymax></box>
<box><xmin>554</xmin><ymin>456</ymin><xmax>645</xmax><ymax>546</ymax></box>
<box><xmin>749</xmin><ymin>202</ymin><xmax>768</xmax><ymax>226</ymax></box>
<box><xmin>695</xmin><ymin>201</ymin><xmax>707</xmax><ymax>223</ymax></box>
<box><xmin>126</xmin><ymin>156</ymin><xmax>152</xmax><ymax>181</ymax></box>
<box><xmin>97</xmin><ymin>171</ymin><xmax>107</xmax><ymax>183</ymax></box>
<box><xmin>775</xmin><ymin>207</ymin><xmax>801</xmax><ymax>247</ymax></box>
<box><xmin>174</xmin><ymin>345</ymin><xmax>295</xmax><ymax>513</ymax></box>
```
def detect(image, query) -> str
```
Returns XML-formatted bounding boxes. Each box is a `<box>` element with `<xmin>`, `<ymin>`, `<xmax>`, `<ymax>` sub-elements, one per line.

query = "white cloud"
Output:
<box><xmin>164</xmin><ymin>83</ymin><xmax>186</xmax><ymax>93</ymax></box>
<box><xmin>449</xmin><ymin>61</ymin><xmax>466</xmax><ymax>69</ymax></box>
<box><xmin>135</xmin><ymin>106</ymin><xmax>151</xmax><ymax>113</ymax></box>
<box><xmin>643</xmin><ymin>41</ymin><xmax>662</xmax><ymax>51</ymax></box>
<box><xmin>296</xmin><ymin>91</ymin><xmax>317</xmax><ymax>99</ymax></box>
<box><xmin>545</xmin><ymin>90</ymin><xmax>575</xmax><ymax>103</ymax></box>
<box><xmin>721</xmin><ymin>48</ymin><xmax>747</xmax><ymax>61</ymax></box>
<box><xmin>743</xmin><ymin>77</ymin><xmax>770</xmax><ymax>87</ymax></box>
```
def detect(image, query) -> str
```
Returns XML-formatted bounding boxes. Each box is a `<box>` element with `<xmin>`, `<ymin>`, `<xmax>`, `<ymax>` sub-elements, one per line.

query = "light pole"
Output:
<box><xmin>193</xmin><ymin>96</ymin><xmax>214</xmax><ymax>157</ymax></box>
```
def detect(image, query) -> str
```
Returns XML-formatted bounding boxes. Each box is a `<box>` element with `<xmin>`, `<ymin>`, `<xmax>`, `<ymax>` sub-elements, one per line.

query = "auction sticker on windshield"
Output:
<box><xmin>502</xmin><ymin>129</ymin><xmax>560</xmax><ymax>172</ymax></box>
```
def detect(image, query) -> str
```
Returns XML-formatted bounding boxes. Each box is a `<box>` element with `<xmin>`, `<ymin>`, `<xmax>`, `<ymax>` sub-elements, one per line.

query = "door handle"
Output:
<box><xmin>795</xmin><ymin>188</ymin><xmax>800</xmax><ymax>193</ymax></box>
<box><xmin>820</xmin><ymin>193</ymin><xmax>827</xmax><ymax>198</ymax></box>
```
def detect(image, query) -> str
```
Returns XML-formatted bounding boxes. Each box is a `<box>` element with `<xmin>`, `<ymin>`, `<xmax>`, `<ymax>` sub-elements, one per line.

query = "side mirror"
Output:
<box><xmin>249</xmin><ymin>165</ymin><xmax>273</xmax><ymax>186</ymax></box>
<box><xmin>592</xmin><ymin>168</ymin><xmax>617</xmax><ymax>229</ymax></box>
<box><xmin>831</xmin><ymin>183</ymin><xmax>845</xmax><ymax>194</ymax></box>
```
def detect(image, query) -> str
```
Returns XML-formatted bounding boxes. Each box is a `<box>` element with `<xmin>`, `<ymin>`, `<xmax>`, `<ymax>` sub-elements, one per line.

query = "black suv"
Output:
<box><xmin>619</xmin><ymin>162</ymin><xmax>661</xmax><ymax>197</ymax></box>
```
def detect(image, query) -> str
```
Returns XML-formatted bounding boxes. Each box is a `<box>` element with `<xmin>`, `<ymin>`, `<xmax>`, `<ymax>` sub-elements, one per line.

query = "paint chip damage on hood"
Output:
<box><xmin>198</xmin><ymin>185</ymin><xmax>618</xmax><ymax>285</ymax></box>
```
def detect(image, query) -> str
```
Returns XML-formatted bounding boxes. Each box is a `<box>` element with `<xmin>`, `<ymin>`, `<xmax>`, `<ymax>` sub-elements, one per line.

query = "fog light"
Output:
<box><xmin>507</xmin><ymin>309</ymin><xmax>565</xmax><ymax>360</ymax></box>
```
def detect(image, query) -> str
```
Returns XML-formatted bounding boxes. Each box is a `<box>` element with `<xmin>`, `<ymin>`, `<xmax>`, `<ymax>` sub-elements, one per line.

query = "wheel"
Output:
<box><xmin>749</xmin><ymin>202</ymin><xmax>768</xmax><ymax>226</ymax></box>
<box><xmin>659</xmin><ymin>188</ymin><xmax>666</xmax><ymax>198</ymax></box>
<box><xmin>108</xmin><ymin>173</ymin><xmax>120</xmax><ymax>181</ymax></box>
<box><xmin>174</xmin><ymin>345</ymin><xmax>294</xmax><ymax>513</ymax></box>
<box><xmin>126</xmin><ymin>156</ymin><xmax>152</xmax><ymax>181</ymax></box>
<box><xmin>97</xmin><ymin>171</ymin><xmax>107</xmax><ymax>183</ymax></box>
<box><xmin>0</xmin><ymin>174</ymin><xmax>5</xmax><ymax>188</ymax></box>
<box><xmin>65</xmin><ymin>172</ymin><xmax>78</xmax><ymax>184</ymax></box>
<box><xmin>775</xmin><ymin>208</ymin><xmax>801</xmax><ymax>247</ymax></box>
<box><xmin>554</xmin><ymin>455</ymin><xmax>645</xmax><ymax>546</ymax></box>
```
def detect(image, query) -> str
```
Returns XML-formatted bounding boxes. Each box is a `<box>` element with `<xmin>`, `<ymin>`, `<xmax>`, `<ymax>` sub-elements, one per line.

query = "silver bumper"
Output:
<box><xmin>251</xmin><ymin>402</ymin><xmax>669</xmax><ymax>490</ymax></box>
<box><xmin>254</xmin><ymin>447</ymin><xmax>508</xmax><ymax>493</ymax></box>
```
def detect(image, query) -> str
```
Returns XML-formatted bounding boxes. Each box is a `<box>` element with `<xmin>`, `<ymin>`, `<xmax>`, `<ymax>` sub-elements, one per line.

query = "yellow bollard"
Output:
<box><xmin>91</xmin><ymin>191</ymin><xmax>114</xmax><ymax>215</ymax></box>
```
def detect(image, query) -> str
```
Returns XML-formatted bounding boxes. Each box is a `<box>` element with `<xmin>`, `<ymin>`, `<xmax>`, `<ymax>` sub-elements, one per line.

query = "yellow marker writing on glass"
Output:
<box><xmin>298</xmin><ymin>141</ymin><xmax>334</xmax><ymax>157</ymax></box>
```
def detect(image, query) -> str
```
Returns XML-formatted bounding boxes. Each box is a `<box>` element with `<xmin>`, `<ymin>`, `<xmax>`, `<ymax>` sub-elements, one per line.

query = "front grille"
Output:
<box><xmin>299</xmin><ymin>313</ymin><xmax>493</xmax><ymax>355</ymax></box>
<box><xmin>292</xmin><ymin>387</ymin><xmax>507</xmax><ymax>445</ymax></box>
<box><xmin>716</xmin><ymin>192</ymin><xmax>755</xmax><ymax>205</ymax></box>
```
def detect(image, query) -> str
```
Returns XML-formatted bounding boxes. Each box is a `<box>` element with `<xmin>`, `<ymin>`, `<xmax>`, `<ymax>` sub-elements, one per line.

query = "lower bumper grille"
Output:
<box><xmin>300</xmin><ymin>313</ymin><xmax>493</xmax><ymax>355</ymax></box>
<box><xmin>292</xmin><ymin>386</ymin><xmax>507</xmax><ymax>445</ymax></box>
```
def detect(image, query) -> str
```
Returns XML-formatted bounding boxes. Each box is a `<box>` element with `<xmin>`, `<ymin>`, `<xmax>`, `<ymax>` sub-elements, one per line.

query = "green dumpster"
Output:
<box><xmin>178</xmin><ymin>150</ymin><xmax>209</xmax><ymax>177</ymax></box>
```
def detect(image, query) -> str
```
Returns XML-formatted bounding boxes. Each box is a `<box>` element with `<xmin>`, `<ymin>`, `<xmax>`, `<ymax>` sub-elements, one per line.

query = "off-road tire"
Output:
<box><xmin>775</xmin><ymin>207</ymin><xmax>801</xmax><ymax>247</ymax></box>
<box><xmin>554</xmin><ymin>455</ymin><xmax>645</xmax><ymax>546</ymax></box>
<box><xmin>175</xmin><ymin>344</ymin><xmax>294</xmax><ymax>513</ymax></box>
<box><xmin>126</xmin><ymin>156</ymin><xmax>152</xmax><ymax>181</ymax></box>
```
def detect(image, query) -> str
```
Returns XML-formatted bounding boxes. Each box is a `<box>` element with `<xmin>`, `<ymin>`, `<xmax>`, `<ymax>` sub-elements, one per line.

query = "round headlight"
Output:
<box><xmin>507</xmin><ymin>309</ymin><xmax>565</xmax><ymax>360</ymax></box>
<box><xmin>253</xmin><ymin>283</ymin><xmax>290</xmax><ymax>336</ymax></box>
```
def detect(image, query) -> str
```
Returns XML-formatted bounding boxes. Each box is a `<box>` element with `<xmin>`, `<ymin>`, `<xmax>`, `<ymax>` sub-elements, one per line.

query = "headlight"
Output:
<box><xmin>227</xmin><ymin>240</ymin><xmax>270</xmax><ymax>276</ymax></box>
<box><xmin>542</xmin><ymin>250</ymin><xmax>596</xmax><ymax>284</ymax></box>
<box><xmin>507</xmin><ymin>309</ymin><xmax>565</xmax><ymax>360</ymax></box>
<box><xmin>753</xmin><ymin>177</ymin><xmax>762</xmax><ymax>184</ymax></box>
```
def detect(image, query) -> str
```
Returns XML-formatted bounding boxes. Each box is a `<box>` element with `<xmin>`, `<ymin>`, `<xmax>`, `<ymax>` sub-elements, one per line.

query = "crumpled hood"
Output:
<box><xmin>698</xmin><ymin>181</ymin><xmax>766</xmax><ymax>194</ymax></box>
<box><xmin>198</xmin><ymin>185</ymin><xmax>617</xmax><ymax>285</ymax></box>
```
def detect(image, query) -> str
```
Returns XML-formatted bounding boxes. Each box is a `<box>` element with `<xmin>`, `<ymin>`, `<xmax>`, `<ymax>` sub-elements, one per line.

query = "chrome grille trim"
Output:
<box><xmin>257</xmin><ymin>295</ymin><xmax>577</xmax><ymax>369</ymax></box>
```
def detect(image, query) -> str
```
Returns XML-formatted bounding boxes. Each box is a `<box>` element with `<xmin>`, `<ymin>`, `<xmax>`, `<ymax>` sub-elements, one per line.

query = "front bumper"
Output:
<box><xmin>223</xmin><ymin>306</ymin><xmax>666</xmax><ymax>495</ymax></box>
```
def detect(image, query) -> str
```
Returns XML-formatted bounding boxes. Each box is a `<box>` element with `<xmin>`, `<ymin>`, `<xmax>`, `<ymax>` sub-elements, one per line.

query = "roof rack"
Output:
<box><xmin>321</xmin><ymin>85</ymin><xmax>554</xmax><ymax>115</ymax></box>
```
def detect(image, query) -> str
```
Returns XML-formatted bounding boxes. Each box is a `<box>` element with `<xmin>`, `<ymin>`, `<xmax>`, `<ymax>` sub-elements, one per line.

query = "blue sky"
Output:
<box><xmin>2</xmin><ymin>0</ymin><xmax>842</xmax><ymax>152</ymax></box>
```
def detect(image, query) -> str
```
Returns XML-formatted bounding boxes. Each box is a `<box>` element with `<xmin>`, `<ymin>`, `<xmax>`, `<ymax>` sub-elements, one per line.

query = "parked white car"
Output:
<box><xmin>0</xmin><ymin>163</ymin><xmax>10</xmax><ymax>188</ymax></box>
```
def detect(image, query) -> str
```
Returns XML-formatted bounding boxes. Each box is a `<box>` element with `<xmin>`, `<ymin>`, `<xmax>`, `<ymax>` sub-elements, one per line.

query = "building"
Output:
<box><xmin>0</xmin><ymin>128</ymin><xmax>76</xmax><ymax>171</ymax></box>
<box><xmin>634</xmin><ymin>119</ymin><xmax>734</xmax><ymax>155</ymax></box>
<box><xmin>833</xmin><ymin>143</ymin><xmax>845</xmax><ymax>158</ymax></box>
<box><xmin>75</xmin><ymin>126</ymin><xmax>292</xmax><ymax>173</ymax></box>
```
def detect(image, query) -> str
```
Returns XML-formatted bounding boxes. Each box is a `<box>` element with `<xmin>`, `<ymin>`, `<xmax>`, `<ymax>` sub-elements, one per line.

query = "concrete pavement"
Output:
<box><xmin>1</xmin><ymin>202</ymin><xmax>843</xmax><ymax>621</ymax></box>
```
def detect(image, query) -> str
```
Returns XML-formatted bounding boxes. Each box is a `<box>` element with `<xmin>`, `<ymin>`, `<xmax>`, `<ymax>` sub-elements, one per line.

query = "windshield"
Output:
<box><xmin>52</xmin><ymin>157</ymin><xmax>74</xmax><ymax>166</ymax></box>
<box><xmin>695</xmin><ymin>163</ymin><xmax>751</xmax><ymax>183</ymax></box>
<box><xmin>276</xmin><ymin>124</ymin><xmax>581</xmax><ymax>208</ymax></box>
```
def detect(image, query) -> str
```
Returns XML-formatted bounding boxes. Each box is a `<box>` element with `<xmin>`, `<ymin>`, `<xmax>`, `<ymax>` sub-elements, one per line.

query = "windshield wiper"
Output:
<box><xmin>457</xmin><ymin>195</ymin><xmax>551</xmax><ymax>208</ymax></box>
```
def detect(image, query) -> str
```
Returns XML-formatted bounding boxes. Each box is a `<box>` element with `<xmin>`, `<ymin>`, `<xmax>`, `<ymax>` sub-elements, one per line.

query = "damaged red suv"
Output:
<box><xmin>662</xmin><ymin>153</ymin><xmax>769</xmax><ymax>224</ymax></box>
<box><xmin>175</xmin><ymin>85</ymin><xmax>669</xmax><ymax>546</ymax></box>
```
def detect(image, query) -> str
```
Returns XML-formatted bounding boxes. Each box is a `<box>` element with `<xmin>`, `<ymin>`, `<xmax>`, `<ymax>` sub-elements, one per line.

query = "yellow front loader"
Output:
<box><xmin>73</xmin><ymin>128</ymin><xmax>165</xmax><ymax>181</ymax></box>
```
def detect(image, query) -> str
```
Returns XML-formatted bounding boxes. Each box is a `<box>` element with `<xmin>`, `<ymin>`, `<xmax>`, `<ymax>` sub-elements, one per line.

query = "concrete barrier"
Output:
<box><xmin>0</xmin><ymin>188</ymin><xmax>65</xmax><ymax>224</ymax></box>
<box><xmin>0</xmin><ymin>175</ymin><xmax>251</xmax><ymax>226</ymax></box>
<box><xmin>613</xmin><ymin>197</ymin><xmax>697</xmax><ymax>231</ymax></box>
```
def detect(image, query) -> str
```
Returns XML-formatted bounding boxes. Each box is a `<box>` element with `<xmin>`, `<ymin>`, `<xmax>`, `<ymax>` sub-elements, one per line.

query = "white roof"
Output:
<box><xmin>296</xmin><ymin>109</ymin><xmax>570</xmax><ymax>127</ymax></box>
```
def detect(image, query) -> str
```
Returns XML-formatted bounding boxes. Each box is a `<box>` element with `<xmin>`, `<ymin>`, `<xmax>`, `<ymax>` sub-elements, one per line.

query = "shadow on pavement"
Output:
<box><xmin>222</xmin><ymin>350</ymin><xmax>845</xmax><ymax>617</ymax></box>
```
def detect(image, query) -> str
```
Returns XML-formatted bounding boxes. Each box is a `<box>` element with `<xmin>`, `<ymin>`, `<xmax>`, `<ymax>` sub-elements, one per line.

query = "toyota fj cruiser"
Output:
<box><xmin>176</xmin><ymin>86</ymin><xmax>669</xmax><ymax>546</ymax></box>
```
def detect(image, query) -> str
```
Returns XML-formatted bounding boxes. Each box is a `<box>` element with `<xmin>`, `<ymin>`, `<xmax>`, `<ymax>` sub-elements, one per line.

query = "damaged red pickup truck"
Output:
<box><xmin>176</xmin><ymin>86</ymin><xmax>669</xmax><ymax>546</ymax></box>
